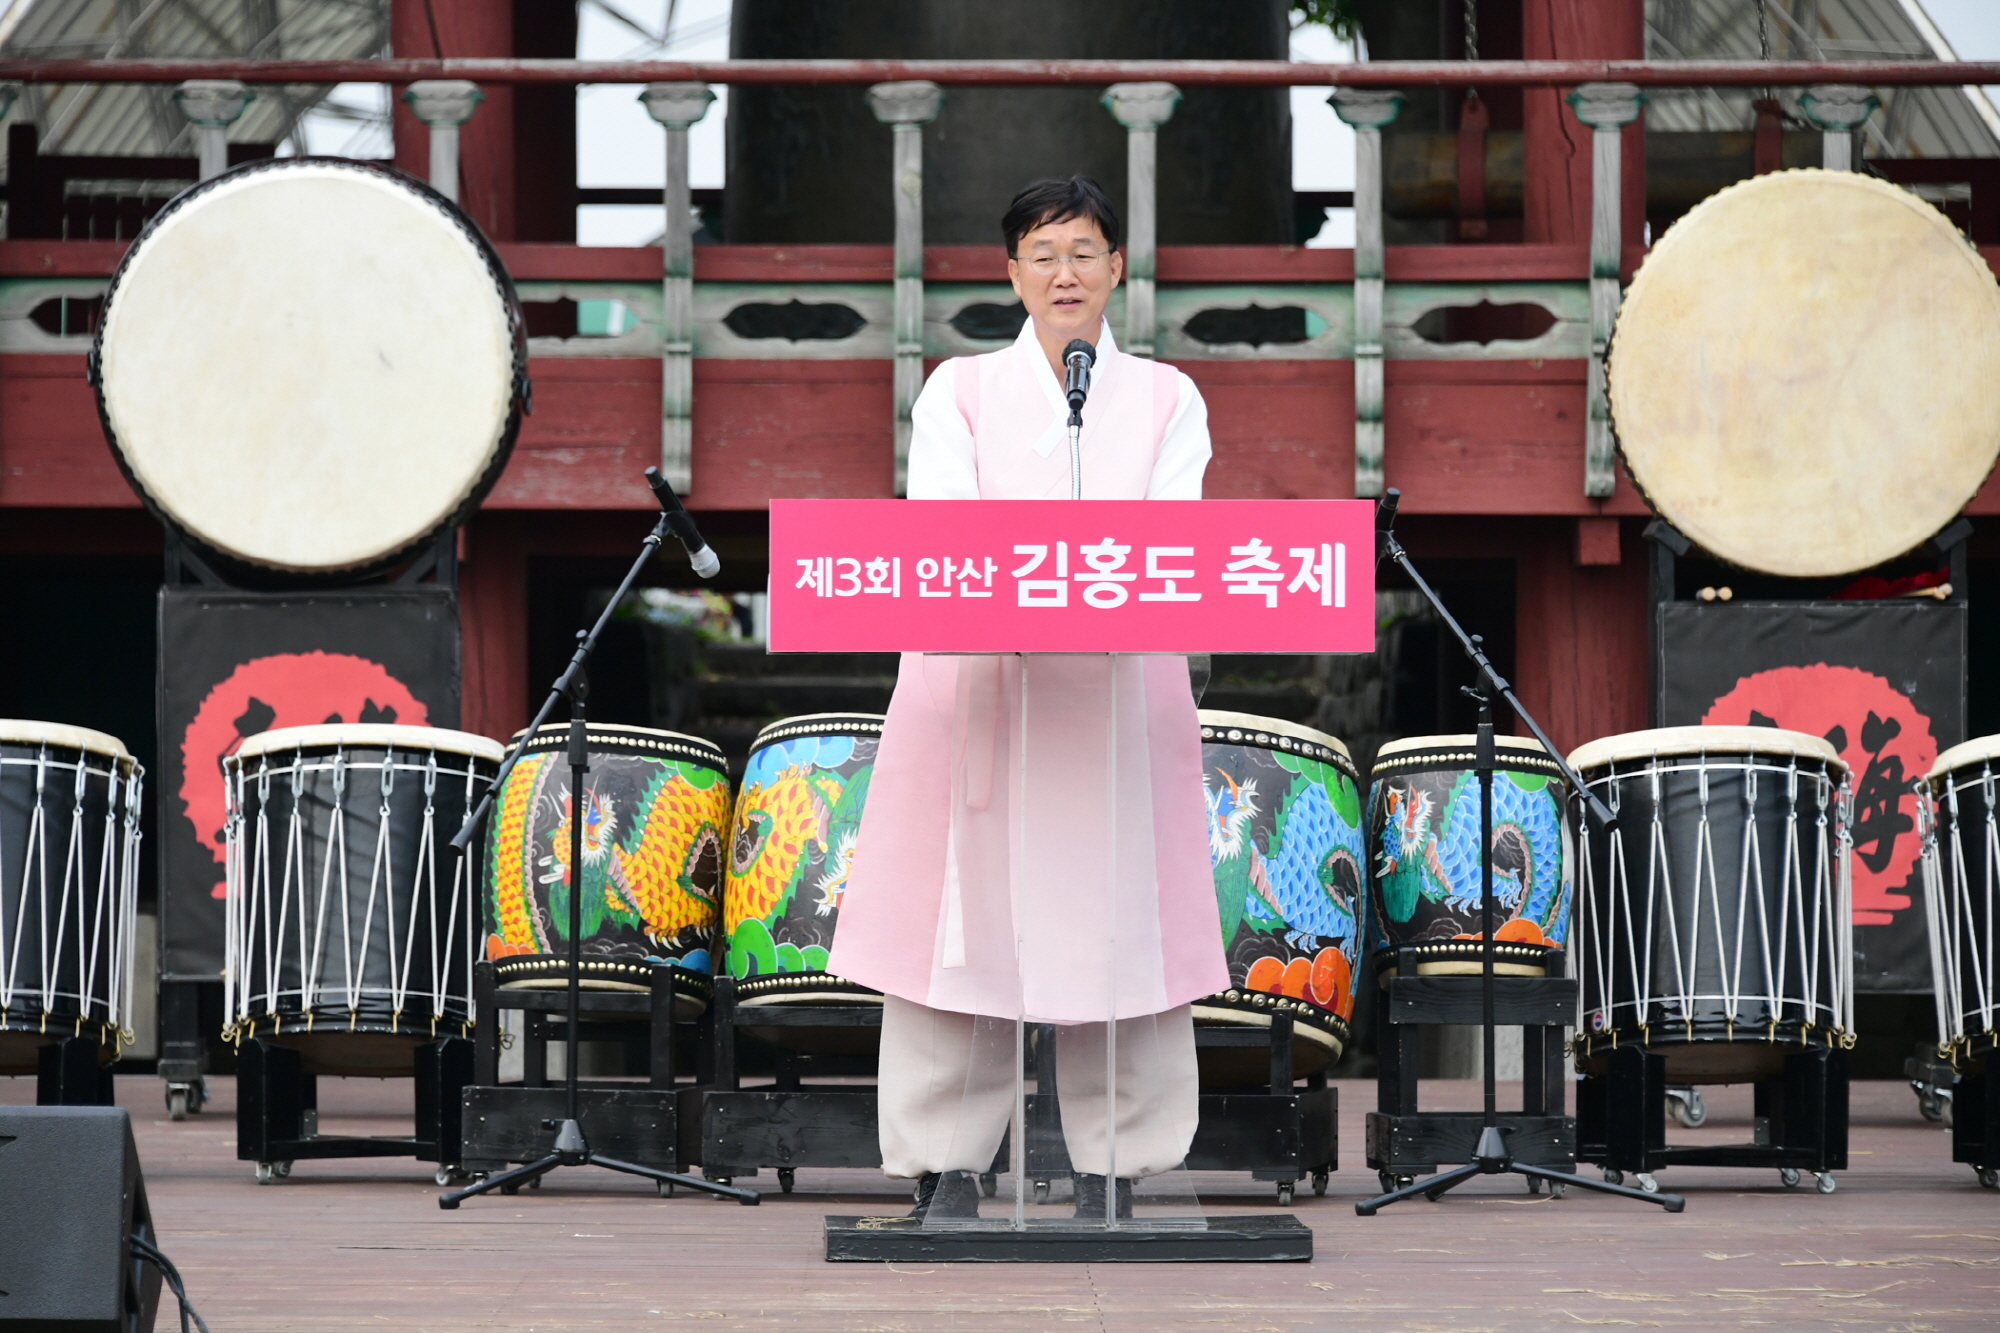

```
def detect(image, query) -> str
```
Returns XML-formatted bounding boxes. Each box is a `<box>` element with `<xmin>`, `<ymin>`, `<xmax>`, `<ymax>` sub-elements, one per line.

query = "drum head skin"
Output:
<box><xmin>1609</xmin><ymin>169</ymin><xmax>2000</xmax><ymax>578</ymax></box>
<box><xmin>1569</xmin><ymin>725</ymin><xmax>1845</xmax><ymax>775</ymax></box>
<box><xmin>94</xmin><ymin>159</ymin><xmax>525</xmax><ymax>575</ymax></box>
<box><xmin>231</xmin><ymin>722</ymin><xmax>504</xmax><ymax>764</ymax></box>
<box><xmin>0</xmin><ymin>719</ymin><xmax>133</xmax><ymax>762</ymax></box>
<box><xmin>1928</xmin><ymin>732</ymin><xmax>2000</xmax><ymax>783</ymax></box>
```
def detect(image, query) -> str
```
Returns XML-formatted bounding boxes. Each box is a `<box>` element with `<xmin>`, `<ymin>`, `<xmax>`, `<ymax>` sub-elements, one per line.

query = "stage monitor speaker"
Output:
<box><xmin>0</xmin><ymin>1107</ymin><xmax>160</xmax><ymax>1333</ymax></box>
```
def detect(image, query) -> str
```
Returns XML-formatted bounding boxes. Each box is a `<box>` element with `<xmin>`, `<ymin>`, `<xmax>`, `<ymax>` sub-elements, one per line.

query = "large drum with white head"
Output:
<box><xmin>92</xmin><ymin>158</ymin><xmax>527</xmax><ymax>575</ymax></box>
<box><xmin>1608</xmin><ymin>170</ymin><xmax>2000</xmax><ymax>577</ymax></box>
<box><xmin>1569</xmin><ymin>727</ymin><xmax>1853</xmax><ymax>1083</ymax></box>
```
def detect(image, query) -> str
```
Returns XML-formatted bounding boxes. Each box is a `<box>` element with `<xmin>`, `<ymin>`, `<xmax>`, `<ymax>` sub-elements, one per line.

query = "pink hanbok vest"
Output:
<box><xmin>826</xmin><ymin>338</ymin><xmax>1228</xmax><ymax>1023</ymax></box>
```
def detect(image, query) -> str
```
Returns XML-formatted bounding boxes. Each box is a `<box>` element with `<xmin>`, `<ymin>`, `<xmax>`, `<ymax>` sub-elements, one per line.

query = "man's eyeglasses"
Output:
<box><xmin>1018</xmin><ymin>250</ymin><xmax>1112</xmax><ymax>277</ymax></box>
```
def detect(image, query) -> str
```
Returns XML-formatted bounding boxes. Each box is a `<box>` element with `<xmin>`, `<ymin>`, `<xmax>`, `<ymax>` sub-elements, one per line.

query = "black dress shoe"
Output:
<box><xmin>908</xmin><ymin>1170</ymin><xmax>982</xmax><ymax>1219</ymax></box>
<box><xmin>1071</xmin><ymin>1173</ymin><xmax>1135</xmax><ymax>1220</ymax></box>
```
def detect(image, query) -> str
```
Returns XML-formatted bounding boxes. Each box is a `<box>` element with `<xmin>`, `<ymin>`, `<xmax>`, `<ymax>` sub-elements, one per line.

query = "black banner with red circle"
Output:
<box><xmin>1658</xmin><ymin>600</ymin><xmax>1966</xmax><ymax>993</ymax></box>
<box><xmin>158</xmin><ymin>588</ymin><xmax>461</xmax><ymax>980</ymax></box>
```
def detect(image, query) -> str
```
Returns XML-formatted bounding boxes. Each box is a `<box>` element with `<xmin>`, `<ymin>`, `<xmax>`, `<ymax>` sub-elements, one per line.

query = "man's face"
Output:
<box><xmin>1007</xmin><ymin>215</ymin><xmax>1124</xmax><ymax>341</ymax></box>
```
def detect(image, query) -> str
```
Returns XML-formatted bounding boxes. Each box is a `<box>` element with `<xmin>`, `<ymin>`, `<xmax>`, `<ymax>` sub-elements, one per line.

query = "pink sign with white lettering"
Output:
<box><xmin>768</xmin><ymin>499</ymin><xmax>1376</xmax><ymax>654</ymax></box>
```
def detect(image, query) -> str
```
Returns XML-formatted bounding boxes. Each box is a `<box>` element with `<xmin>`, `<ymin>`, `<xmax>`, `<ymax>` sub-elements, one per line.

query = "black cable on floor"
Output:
<box><xmin>129</xmin><ymin>1234</ymin><xmax>212</xmax><ymax>1333</ymax></box>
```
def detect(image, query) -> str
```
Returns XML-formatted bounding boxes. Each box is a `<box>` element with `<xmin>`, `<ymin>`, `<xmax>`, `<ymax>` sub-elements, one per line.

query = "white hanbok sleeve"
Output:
<box><xmin>904</xmin><ymin>359</ymin><xmax>981</xmax><ymax>501</ymax></box>
<box><xmin>1145</xmin><ymin>372</ymin><xmax>1211</xmax><ymax>501</ymax></box>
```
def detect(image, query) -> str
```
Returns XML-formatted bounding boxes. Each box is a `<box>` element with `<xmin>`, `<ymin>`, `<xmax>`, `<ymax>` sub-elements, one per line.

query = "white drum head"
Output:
<box><xmin>0</xmin><ymin>719</ymin><xmax>133</xmax><ymax>761</ymax></box>
<box><xmin>95</xmin><ymin>159</ymin><xmax>523</xmax><ymax>574</ymax></box>
<box><xmin>232</xmin><ymin>723</ymin><xmax>504</xmax><ymax>765</ymax></box>
<box><xmin>1609</xmin><ymin>170</ymin><xmax>2000</xmax><ymax>578</ymax></box>
<box><xmin>1569</xmin><ymin>725</ymin><xmax>1844</xmax><ymax>774</ymax></box>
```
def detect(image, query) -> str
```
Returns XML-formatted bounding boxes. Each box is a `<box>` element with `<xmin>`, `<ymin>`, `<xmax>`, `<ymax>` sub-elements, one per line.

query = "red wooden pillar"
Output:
<box><xmin>458</xmin><ymin>513</ymin><xmax>529</xmax><ymax>742</ymax></box>
<box><xmin>1522</xmin><ymin>0</ymin><xmax>1644</xmax><ymax>252</ymax></box>
<box><xmin>390</xmin><ymin>0</ymin><xmax>515</xmax><ymax>241</ymax></box>
<box><xmin>1513</xmin><ymin>519</ymin><xmax>1648</xmax><ymax>755</ymax></box>
<box><xmin>1516</xmin><ymin>1</ymin><xmax>1648</xmax><ymax>750</ymax></box>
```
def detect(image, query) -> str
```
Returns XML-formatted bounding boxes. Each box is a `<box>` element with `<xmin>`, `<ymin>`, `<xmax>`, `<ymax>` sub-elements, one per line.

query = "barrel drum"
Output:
<box><xmin>1192</xmin><ymin>711</ymin><xmax>1365</xmax><ymax>1087</ymax></box>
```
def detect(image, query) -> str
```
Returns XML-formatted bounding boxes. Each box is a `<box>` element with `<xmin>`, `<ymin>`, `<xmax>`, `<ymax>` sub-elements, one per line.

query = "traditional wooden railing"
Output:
<box><xmin>2</xmin><ymin>58</ymin><xmax>1997</xmax><ymax>513</ymax></box>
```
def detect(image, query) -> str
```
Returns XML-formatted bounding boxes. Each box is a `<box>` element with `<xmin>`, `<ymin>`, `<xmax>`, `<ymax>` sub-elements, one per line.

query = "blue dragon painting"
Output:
<box><xmin>1372</xmin><ymin>772</ymin><xmax>1568</xmax><ymax>945</ymax></box>
<box><xmin>1206</xmin><ymin>761</ymin><xmax>1365</xmax><ymax>955</ymax></box>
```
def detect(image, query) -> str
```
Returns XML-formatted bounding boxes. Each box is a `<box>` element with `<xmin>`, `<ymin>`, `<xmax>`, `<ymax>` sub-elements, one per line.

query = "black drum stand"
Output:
<box><xmin>1575</xmin><ymin>1044</ymin><xmax>1847</xmax><ymax>1195</ymax></box>
<box><xmin>236</xmin><ymin>1037</ymin><xmax>472</xmax><ymax>1184</ymax></box>
<box><xmin>1946</xmin><ymin>1056</ymin><xmax>2000</xmax><ymax>1189</ymax></box>
<box><xmin>1357</xmin><ymin>492</ymin><xmax>1683</xmax><ymax>1217</ymax></box>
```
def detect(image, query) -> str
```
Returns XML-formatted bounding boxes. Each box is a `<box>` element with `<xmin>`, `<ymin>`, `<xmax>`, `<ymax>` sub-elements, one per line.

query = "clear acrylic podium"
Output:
<box><xmin>822</xmin><ymin>653</ymin><xmax>1314</xmax><ymax>1262</ymax></box>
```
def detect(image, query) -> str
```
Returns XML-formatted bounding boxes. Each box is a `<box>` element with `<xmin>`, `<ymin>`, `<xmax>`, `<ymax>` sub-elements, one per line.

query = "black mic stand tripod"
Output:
<box><xmin>1355</xmin><ymin>490</ymin><xmax>1682</xmax><ymax>1217</ymax></box>
<box><xmin>440</xmin><ymin>479</ymin><xmax>756</xmax><ymax>1210</ymax></box>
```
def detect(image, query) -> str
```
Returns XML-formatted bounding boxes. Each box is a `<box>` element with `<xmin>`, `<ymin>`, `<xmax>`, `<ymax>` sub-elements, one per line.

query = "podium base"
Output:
<box><xmin>822</xmin><ymin>1214</ymin><xmax>1312</xmax><ymax>1262</ymax></box>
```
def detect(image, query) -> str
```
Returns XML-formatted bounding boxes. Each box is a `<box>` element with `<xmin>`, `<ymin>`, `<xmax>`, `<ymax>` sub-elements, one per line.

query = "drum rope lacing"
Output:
<box><xmin>1918</xmin><ymin>762</ymin><xmax>1999</xmax><ymax>1064</ymax></box>
<box><xmin>225</xmin><ymin>743</ymin><xmax>490</xmax><ymax>1044</ymax></box>
<box><xmin>1574</xmin><ymin>748</ymin><xmax>1852</xmax><ymax>1057</ymax></box>
<box><xmin>0</xmin><ymin>742</ymin><xmax>139</xmax><ymax>1050</ymax></box>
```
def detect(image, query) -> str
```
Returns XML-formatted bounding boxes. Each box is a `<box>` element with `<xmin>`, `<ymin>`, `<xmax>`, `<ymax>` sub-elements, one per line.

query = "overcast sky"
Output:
<box><xmin>298</xmin><ymin>1</ymin><xmax>2000</xmax><ymax>249</ymax></box>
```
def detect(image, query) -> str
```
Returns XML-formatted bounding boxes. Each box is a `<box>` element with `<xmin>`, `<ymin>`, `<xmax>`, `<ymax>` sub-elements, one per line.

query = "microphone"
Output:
<box><xmin>1375</xmin><ymin>488</ymin><xmax>1401</xmax><ymax>565</ymax></box>
<box><xmin>1063</xmin><ymin>338</ymin><xmax>1096</xmax><ymax>425</ymax></box>
<box><xmin>644</xmin><ymin>467</ymin><xmax>720</xmax><ymax>578</ymax></box>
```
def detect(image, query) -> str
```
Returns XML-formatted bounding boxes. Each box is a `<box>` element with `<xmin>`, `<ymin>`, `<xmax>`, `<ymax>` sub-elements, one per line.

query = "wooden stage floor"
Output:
<box><xmin>4</xmin><ymin>1075</ymin><xmax>1995</xmax><ymax>1331</ymax></box>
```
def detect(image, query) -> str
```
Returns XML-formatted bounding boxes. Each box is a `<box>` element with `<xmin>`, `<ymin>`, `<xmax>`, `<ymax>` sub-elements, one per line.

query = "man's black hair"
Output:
<box><xmin>1001</xmin><ymin>176</ymin><xmax>1122</xmax><ymax>256</ymax></box>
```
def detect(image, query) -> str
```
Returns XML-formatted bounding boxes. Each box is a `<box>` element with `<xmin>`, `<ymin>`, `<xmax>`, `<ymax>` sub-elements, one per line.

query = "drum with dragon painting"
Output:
<box><xmin>722</xmin><ymin>714</ymin><xmax>882</xmax><ymax>1053</ymax></box>
<box><xmin>484</xmin><ymin>724</ymin><xmax>729</xmax><ymax>1015</ymax></box>
<box><xmin>1194</xmin><ymin>711</ymin><xmax>1366</xmax><ymax>1085</ymax></box>
<box><xmin>1367</xmin><ymin>735</ymin><xmax>1572</xmax><ymax>976</ymax></box>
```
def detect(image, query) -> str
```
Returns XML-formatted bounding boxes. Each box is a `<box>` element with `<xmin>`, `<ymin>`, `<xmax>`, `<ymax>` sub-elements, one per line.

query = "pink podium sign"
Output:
<box><xmin>769</xmin><ymin>499</ymin><xmax>1376</xmax><ymax>654</ymax></box>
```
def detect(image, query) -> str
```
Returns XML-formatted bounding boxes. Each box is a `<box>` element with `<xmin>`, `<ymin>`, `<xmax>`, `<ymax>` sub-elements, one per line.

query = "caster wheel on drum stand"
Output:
<box><xmin>1779</xmin><ymin>1167</ymin><xmax>1801</xmax><ymax>1188</ymax></box>
<box><xmin>166</xmin><ymin>1088</ymin><xmax>190</xmax><ymax>1122</ymax></box>
<box><xmin>1636</xmin><ymin>1173</ymin><xmax>1660</xmax><ymax>1195</ymax></box>
<box><xmin>1377</xmin><ymin>1170</ymin><xmax>1413</xmax><ymax>1195</ymax></box>
<box><xmin>255</xmin><ymin>1162</ymin><xmax>274</xmax><ymax>1185</ymax></box>
<box><xmin>1601</xmin><ymin>1168</ymin><xmax>1624</xmax><ymax>1187</ymax></box>
<box><xmin>1276</xmin><ymin>1181</ymin><xmax>1295</xmax><ymax>1206</ymax></box>
<box><xmin>1668</xmin><ymin>1088</ymin><xmax>1708</xmax><ymax>1129</ymax></box>
<box><xmin>1312</xmin><ymin>1169</ymin><xmax>1329</xmax><ymax>1197</ymax></box>
<box><xmin>435</xmin><ymin>1166</ymin><xmax>469</xmax><ymax>1188</ymax></box>
<box><xmin>1814</xmin><ymin>1172</ymin><xmax>1837</xmax><ymax>1195</ymax></box>
<box><xmin>979</xmin><ymin>1171</ymin><xmax>998</xmax><ymax>1198</ymax></box>
<box><xmin>1526</xmin><ymin>1176</ymin><xmax>1542</xmax><ymax>1195</ymax></box>
<box><xmin>777</xmin><ymin>1169</ymin><xmax>795</xmax><ymax>1195</ymax></box>
<box><xmin>1032</xmin><ymin>1179</ymin><xmax>1051</xmax><ymax>1204</ymax></box>
<box><xmin>1976</xmin><ymin>1167</ymin><xmax>1998</xmax><ymax>1189</ymax></box>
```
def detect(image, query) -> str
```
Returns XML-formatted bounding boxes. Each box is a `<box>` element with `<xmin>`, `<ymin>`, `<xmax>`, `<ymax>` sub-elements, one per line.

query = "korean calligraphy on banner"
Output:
<box><xmin>769</xmin><ymin>499</ymin><xmax>1377</xmax><ymax>654</ymax></box>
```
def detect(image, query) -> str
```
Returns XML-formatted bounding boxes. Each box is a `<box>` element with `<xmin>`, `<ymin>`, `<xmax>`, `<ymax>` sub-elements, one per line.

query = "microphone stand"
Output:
<box><xmin>440</xmin><ymin>489</ymin><xmax>757</xmax><ymax>1209</ymax></box>
<box><xmin>1354</xmin><ymin>490</ymin><xmax>1682</xmax><ymax>1217</ymax></box>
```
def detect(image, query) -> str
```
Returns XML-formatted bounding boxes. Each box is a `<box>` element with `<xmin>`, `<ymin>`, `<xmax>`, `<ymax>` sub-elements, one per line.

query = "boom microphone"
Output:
<box><xmin>1063</xmin><ymin>338</ymin><xmax>1096</xmax><ymax>425</ymax></box>
<box><xmin>644</xmin><ymin>467</ymin><xmax>721</xmax><ymax>578</ymax></box>
<box><xmin>1375</xmin><ymin>487</ymin><xmax>1401</xmax><ymax>565</ymax></box>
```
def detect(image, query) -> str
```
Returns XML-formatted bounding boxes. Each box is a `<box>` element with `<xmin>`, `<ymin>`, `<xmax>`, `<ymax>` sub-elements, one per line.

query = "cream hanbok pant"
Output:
<box><xmin>877</xmin><ymin>995</ymin><xmax>1200</xmax><ymax>1180</ymax></box>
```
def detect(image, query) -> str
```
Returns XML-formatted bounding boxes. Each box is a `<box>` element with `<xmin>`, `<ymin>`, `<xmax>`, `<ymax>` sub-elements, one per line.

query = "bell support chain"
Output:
<box><xmin>438</xmin><ymin>497</ymin><xmax>757</xmax><ymax>1210</ymax></box>
<box><xmin>1355</xmin><ymin>489</ymin><xmax>1682</xmax><ymax>1218</ymax></box>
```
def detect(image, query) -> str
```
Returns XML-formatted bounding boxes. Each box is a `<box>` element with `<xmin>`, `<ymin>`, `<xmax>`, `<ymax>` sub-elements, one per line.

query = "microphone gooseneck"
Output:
<box><xmin>644</xmin><ymin>466</ymin><xmax>721</xmax><ymax>578</ymax></box>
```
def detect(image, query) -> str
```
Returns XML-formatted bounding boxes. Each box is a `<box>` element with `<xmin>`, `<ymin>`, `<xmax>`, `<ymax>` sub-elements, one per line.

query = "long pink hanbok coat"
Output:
<box><xmin>827</xmin><ymin>323</ymin><xmax>1228</xmax><ymax>1023</ymax></box>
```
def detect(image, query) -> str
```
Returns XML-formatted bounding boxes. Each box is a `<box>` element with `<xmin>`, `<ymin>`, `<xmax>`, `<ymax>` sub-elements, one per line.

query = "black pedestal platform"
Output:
<box><xmin>1367</xmin><ymin>950</ymin><xmax>1579</xmax><ymax>1188</ymax></box>
<box><xmin>823</xmin><ymin>1214</ymin><xmax>1313</xmax><ymax>1262</ymax></box>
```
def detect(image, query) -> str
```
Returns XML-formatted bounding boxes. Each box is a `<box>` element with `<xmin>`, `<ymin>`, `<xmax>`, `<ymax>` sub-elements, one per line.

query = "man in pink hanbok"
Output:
<box><xmin>827</xmin><ymin>177</ymin><xmax>1227</xmax><ymax>1219</ymax></box>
